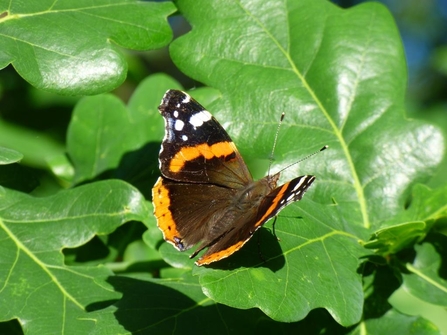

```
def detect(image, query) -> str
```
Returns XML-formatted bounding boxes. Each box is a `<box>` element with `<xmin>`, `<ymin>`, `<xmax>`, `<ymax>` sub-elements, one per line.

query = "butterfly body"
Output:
<box><xmin>152</xmin><ymin>90</ymin><xmax>315</xmax><ymax>266</ymax></box>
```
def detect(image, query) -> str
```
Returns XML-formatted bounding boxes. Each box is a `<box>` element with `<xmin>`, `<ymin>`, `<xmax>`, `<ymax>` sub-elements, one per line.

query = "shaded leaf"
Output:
<box><xmin>362</xmin><ymin>263</ymin><xmax>401</xmax><ymax>319</ymax></box>
<box><xmin>0</xmin><ymin>163</ymin><xmax>39</xmax><ymax>192</ymax></box>
<box><xmin>432</xmin><ymin>45</ymin><xmax>447</xmax><ymax>76</ymax></box>
<box><xmin>90</xmin><ymin>272</ymin><xmax>312</xmax><ymax>335</ymax></box>
<box><xmin>403</xmin><ymin>243</ymin><xmax>447</xmax><ymax>306</ymax></box>
<box><xmin>0</xmin><ymin>120</ymin><xmax>64</xmax><ymax>168</ymax></box>
<box><xmin>349</xmin><ymin>309</ymin><xmax>440</xmax><ymax>335</ymax></box>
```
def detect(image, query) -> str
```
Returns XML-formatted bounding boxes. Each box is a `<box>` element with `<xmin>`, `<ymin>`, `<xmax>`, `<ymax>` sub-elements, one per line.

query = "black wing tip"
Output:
<box><xmin>159</xmin><ymin>89</ymin><xmax>190</xmax><ymax>112</ymax></box>
<box><xmin>305</xmin><ymin>175</ymin><xmax>316</xmax><ymax>188</ymax></box>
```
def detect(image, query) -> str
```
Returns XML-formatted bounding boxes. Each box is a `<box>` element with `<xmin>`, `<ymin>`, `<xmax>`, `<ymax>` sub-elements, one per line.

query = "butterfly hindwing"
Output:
<box><xmin>194</xmin><ymin>174</ymin><xmax>316</xmax><ymax>266</ymax></box>
<box><xmin>153</xmin><ymin>177</ymin><xmax>237</xmax><ymax>251</ymax></box>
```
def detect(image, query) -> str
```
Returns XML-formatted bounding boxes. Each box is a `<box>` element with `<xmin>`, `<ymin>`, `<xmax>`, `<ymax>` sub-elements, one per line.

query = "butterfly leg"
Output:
<box><xmin>256</xmin><ymin>231</ymin><xmax>267</xmax><ymax>263</ymax></box>
<box><xmin>271</xmin><ymin>216</ymin><xmax>281</xmax><ymax>241</ymax></box>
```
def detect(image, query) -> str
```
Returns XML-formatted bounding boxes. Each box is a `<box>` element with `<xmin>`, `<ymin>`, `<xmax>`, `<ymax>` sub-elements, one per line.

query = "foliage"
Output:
<box><xmin>0</xmin><ymin>0</ymin><xmax>446</xmax><ymax>334</ymax></box>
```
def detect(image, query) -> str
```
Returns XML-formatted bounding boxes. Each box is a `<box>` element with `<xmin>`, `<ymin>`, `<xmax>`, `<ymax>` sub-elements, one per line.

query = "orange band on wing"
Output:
<box><xmin>196</xmin><ymin>184</ymin><xmax>291</xmax><ymax>265</ymax></box>
<box><xmin>152</xmin><ymin>177</ymin><xmax>182</xmax><ymax>247</ymax></box>
<box><xmin>254</xmin><ymin>183</ymin><xmax>289</xmax><ymax>228</ymax></box>
<box><xmin>195</xmin><ymin>240</ymin><xmax>247</xmax><ymax>266</ymax></box>
<box><xmin>169</xmin><ymin>142</ymin><xmax>236</xmax><ymax>173</ymax></box>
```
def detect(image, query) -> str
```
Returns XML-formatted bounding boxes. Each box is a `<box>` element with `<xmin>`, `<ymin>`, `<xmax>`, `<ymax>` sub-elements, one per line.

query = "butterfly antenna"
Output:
<box><xmin>268</xmin><ymin>112</ymin><xmax>285</xmax><ymax>176</ymax></box>
<box><xmin>277</xmin><ymin>145</ymin><xmax>328</xmax><ymax>174</ymax></box>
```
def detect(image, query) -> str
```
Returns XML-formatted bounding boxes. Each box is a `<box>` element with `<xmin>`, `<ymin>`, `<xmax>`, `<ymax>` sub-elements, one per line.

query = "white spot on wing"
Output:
<box><xmin>173</xmin><ymin>110</ymin><xmax>179</xmax><ymax>118</ymax></box>
<box><xmin>175</xmin><ymin>119</ymin><xmax>184</xmax><ymax>131</ymax></box>
<box><xmin>189</xmin><ymin>110</ymin><xmax>212</xmax><ymax>128</ymax></box>
<box><xmin>182</xmin><ymin>135</ymin><xmax>188</xmax><ymax>141</ymax></box>
<box><xmin>182</xmin><ymin>94</ymin><xmax>191</xmax><ymax>103</ymax></box>
<box><xmin>292</xmin><ymin>178</ymin><xmax>306</xmax><ymax>192</ymax></box>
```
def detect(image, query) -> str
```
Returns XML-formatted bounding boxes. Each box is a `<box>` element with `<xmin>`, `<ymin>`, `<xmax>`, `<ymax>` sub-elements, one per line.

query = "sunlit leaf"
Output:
<box><xmin>0</xmin><ymin>0</ymin><xmax>175</xmax><ymax>94</ymax></box>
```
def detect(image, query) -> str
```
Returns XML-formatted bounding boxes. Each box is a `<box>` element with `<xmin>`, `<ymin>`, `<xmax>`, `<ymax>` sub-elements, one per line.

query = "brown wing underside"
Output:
<box><xmin>194</xmin><ymin>175</ymin><xmax>316</xmax><ymax>265</ymax></box>
<box><xmin>153</xmin><ymin>175</ymin><xmax>316</xmax><ymax>266</ymax></box>
<box><xmin>153</xmin><ymin>177</ymin><xmax>250</xmax><ymax>249</ymax></box>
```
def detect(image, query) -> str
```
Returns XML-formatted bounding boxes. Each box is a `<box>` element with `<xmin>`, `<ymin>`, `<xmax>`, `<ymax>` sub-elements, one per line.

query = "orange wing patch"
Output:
<box><xmin>195</xmin><ymin>185</ymin><xmax>289</xmax><ymax>266</ymax></box>
<box><xmin>152</xmin><ymin>177</ymin><xmax>182</xmax><ymax>248</ymax></box>
<box><xmin>169</xmin><ymin>142</ymin><xmax>237</xmax><ymax>173</ymax></box>
<box><xmin>254</xmin><ymin>183</ymin><xmax>289</xmax><ymax>228</ymax></box>
<box><xmin>195</xmin><ymin>240</ymin><xmax>247</xmax><ymax>266</ymax></box>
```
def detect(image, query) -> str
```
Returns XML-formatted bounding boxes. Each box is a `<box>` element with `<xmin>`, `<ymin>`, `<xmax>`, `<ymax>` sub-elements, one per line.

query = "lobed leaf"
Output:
<box><xmin>0</xmin><ymin>0</ymin><xmax>176</xmax><ymax>94</ymax></box>
<box><xmin>0</xmin><ymin>180</ymin><xmax>148</xmax><ymax>333</ymax></box>
<box><xmin>148</xmin><ymin>0</ymin><xmax>447</xmax><ymax>324</ymax></box>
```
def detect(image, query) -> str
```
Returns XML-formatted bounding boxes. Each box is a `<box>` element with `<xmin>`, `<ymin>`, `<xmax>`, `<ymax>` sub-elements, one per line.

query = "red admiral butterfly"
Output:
<box><xmin>152</xmin><ymin>89</ymin><xmax>316</xmax><ymax>266</ymax></box>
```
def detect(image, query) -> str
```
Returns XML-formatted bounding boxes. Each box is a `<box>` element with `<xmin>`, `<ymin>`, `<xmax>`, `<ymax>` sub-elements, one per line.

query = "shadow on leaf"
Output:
<box><xmin>201</xmin><ymin>227</ymin><xmax>285</xmax><ymax>272</ymax></box>
<box><xmin>73</xmin><ymin>141</ymin><xmax>160</xmax><ymax>199</ymax></box>
<box><xmin>90</xmin><ymin>275</ymin><xmax>349</xmax><ymax>334</ymax></box>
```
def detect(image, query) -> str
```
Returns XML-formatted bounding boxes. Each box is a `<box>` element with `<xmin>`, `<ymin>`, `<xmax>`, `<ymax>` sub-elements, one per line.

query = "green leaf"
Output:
<box><xmin>394</xmin><ymin>184</ymin><xmax>447</xmax><ymax>224</ymax></box>
<box><xmin>46</xmin><ymin>153</ymin><xmax>75</xmax><ymax>185</ymax></box>
<box><xmin>89</xmin><ymin>272</ymin><xmax>307</xmax><ymax>334</ymax></box>
<box><xmin>67</xmin><ymin>73</ymin><xmax>180</xmax><ymax>184</ymax></box>
<box><xmin>403</xmin><ymin>243</ymin><xmax>447</xmax><ymax>306</ymax></box>
<box><xmin>157</xmin><ymin>198</ymin><xmax>369</xmax><ymax>324</ymax></box>
<box><xmin>171</xmin><ymin>0</ymin><xmax>443</xmax><ymax>223</ymax></box>
<box><xmin>1</xmin><ymin>0</ymin><xmax>444</xmax><ymax>332</ymax></box>
<box><xmin>349</xmin><ymin>309</ymin><xmax>440</xmax><ymax>335</ymax></box>
<box><xmin>390</xmin><ymin>281</ymin><xmax>447</xmax><ymax>334</ymax></box>
<box><xmin>0</xmin><ymin>120</ymin><xmax>64</xmax><ymax>169</ymax></box>
<box><xmin>363</xmin><ymin>184</ymin><xmax>447</xmax><ymax>254</ymax></box>
<box><xmin>0</xmin><ymin>0</ymin><xmax>175</xmax><ymax>95</ymax></box>
<box><xmin>363</xmin><ymin>222</ymin><xmax>427</xmax><ymax>254</ymax></box>
<box><xmin>432</xmin><ymin>45</ymin><xmax>447</xmax><ymax>76</ymax></box>
<box><xmin>0</xmin><ymin>180</ymin><xmax>149</xmax><ymax>333</ymax></box>
<box><xmin>408</xmin><ymin>103</ymin><xmax>447</xmax><ymax>188</ymax></box>
<box><xmin>0</xmin><ymin>147</ymin><xmax>23</xmax><ymax>164</ymax></box>
<box><xmin>193</xmin><ymin>201</ymin><xmax>368</xmax><ymax>325</ymax></box>
<box><xmin>153</xmin><ymin>0</ymin><xmax>445</xmax><ymax>325</ymax></box>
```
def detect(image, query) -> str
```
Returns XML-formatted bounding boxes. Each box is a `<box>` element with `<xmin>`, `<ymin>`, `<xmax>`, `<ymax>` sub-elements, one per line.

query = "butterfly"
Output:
<box><xmin>152</xmin><ymin>89</ymin><xmax>316</xmax><ymax>266</ymax></box>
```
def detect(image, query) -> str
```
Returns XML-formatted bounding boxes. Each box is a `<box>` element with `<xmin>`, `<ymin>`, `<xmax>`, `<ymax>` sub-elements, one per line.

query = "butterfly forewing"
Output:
<box><xmin>158</xmin><ymin>90</ymin><xmax>252</xmax><ymax>188</ymax></box>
